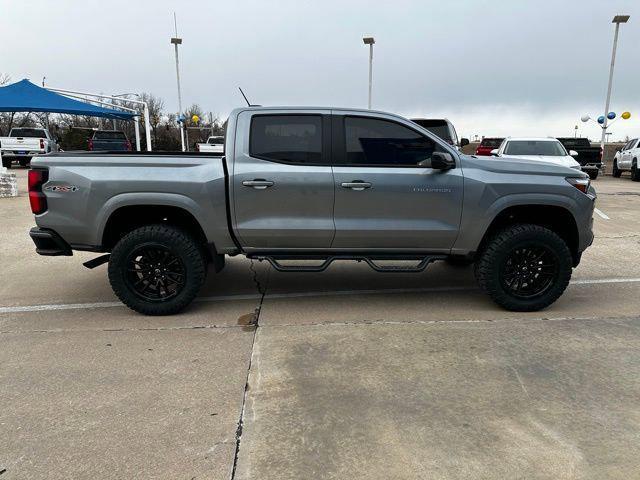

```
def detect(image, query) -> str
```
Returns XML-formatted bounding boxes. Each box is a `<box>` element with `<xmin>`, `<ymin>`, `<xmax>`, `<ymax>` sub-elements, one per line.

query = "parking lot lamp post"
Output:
<box><xmin>363</xmin><ymin>36</ymin><xmax>375</xmax><ymax>109</ymax></box>
<box><xmin>600</xmin><ymin>15</ymin><xmax>630</xmax><ymax>155</ymax></box>
<box><xmin>171</xmin><ymin>14</ymin><xmax>185</xmax><ymax>152</ymax></box>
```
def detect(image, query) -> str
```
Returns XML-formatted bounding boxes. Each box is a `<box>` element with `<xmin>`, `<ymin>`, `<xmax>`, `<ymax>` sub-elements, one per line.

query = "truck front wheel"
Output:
<box><xmin>475</xmin><ymin>224</ymin><xmax>572</xmax><ymax>311</ymax></box>
<box><xmin>108</xmin><ymin>224</ymin><xmax>207</xmax><ymax>315</ymax></box>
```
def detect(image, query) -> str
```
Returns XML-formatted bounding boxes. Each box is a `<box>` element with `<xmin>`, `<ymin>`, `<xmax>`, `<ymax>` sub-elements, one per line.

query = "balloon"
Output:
<box><xmin>191</xmin><ymin>114</ymin><xmax>200</xmax><ymax>124</ymax></box>
<box><xmin>622</xmin><ymin>111</ymin><xmax>631</xmax><ymax>120</ymax></box>
<box><xmin>580</xmin><ymin>115</ymin><xmax>590</xmax><ymax>122</ymax></box>
<box><xmin>607</xmin><ymin>112</ymin><xmax>616</xmax><ymax>120</ymax></box>
<box><xmin>597</xmin><ymin>116</ymin><xmax>605</xmax><ymax>124</ymax></box>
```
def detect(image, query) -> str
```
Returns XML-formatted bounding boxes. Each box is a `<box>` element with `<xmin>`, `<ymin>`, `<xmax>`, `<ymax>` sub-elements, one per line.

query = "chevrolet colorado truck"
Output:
<box><xmin>28</xmin><ymin>107</ymin><xmax>596</xmax><ymax>315</ymax></box>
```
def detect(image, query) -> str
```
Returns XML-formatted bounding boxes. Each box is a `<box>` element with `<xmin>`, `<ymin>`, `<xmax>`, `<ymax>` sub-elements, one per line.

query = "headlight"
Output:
<box><xmin>566</xmin><ymin>177</ymin><xmax>590</xmax><ymax>194</ymax></box>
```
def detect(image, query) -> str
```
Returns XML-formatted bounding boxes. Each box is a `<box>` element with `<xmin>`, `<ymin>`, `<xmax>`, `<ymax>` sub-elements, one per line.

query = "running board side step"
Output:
<box><xmin>250</xmin><ymin>254</ymin><xmax>447</xmax><ymax>273</ymax></box>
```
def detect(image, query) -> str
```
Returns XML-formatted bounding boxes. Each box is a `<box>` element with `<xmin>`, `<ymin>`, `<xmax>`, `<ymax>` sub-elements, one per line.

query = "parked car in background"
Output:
<box><xmin>0</xmin><ymin>127</ymin><xmax>59</xmax><ymax>168</ymax></box>
<box><xmin>556</xmin><ymin>137</ymin><xmax>602</xmax><ymax>179</ymax></box>
<box><xmin>410</xmin><ymin>118</ymin><xmax>469</xmax><ymax>150</ymax></box>
<box><xmin>88</xmin><ymin>130</ymin><xmax>132</xmax><ymax>151</ymax></box>
<box><xmin>29</xmin><ymin>106</ymin><xmax>595</xmax><ymax>315</ymax></box>
<box><xmin>196</xmin><ymin>135</ymin><xmax>224</xmax><ymax>153</ymax></box>
<box><xmin>475</xmin><ymin>137</ymin><xmax>504</xmax><ymax>156</ymax></box>
<box><xmin>491</xmin><ymin>137</ymin><xmax>581</xmax><ymax>170</ymax></box>
<box><xmin>612</xmin><ymin>138</ymin><xmax>640</xmax><ymax>181</ymax></box>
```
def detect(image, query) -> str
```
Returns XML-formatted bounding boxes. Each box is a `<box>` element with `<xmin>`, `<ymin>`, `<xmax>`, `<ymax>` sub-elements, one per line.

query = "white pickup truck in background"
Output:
<box><xmin>1</xmin><ymin>127</ymin><xmax>59</xmax><ymax>168</ymax></box>
<box><xmin>195</xmin><ymin>135</ymin><xmax>224</xmax><ymax>153</ymax></box>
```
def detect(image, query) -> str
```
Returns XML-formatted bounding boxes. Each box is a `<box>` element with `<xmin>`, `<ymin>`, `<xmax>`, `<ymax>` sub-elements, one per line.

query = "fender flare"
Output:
<box><xmin>96</xmin><ymin>192</ymin><xmax>208</xmax><ymax>246</ymax></box>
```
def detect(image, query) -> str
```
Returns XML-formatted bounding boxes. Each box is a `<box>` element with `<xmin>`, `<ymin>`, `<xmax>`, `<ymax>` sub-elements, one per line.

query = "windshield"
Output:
<box><xmin>480</xmin><ymin>138</ymin><xmax>504</xmax><ymax>147</ymax></box>
<box><xmin>10</xmin><ymin>128</ymin><xmax>46</xmax><ymax>138</ymax></box>
<box><xmin>558</xmin><ymin>138</ymin><xmax>589</xmax><ymax>148</ymax></box>
<box><xmin>504</xmin><ymin>140</ymin><xmax>567</xmax><ymax>156</ymax></box>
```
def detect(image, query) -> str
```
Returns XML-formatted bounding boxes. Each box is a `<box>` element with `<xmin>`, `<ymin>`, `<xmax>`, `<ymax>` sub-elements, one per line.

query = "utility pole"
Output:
<box><xmin>171</xmin><ymin>12</ymin><xmax>185</xmax><ymax>151</ymax></box>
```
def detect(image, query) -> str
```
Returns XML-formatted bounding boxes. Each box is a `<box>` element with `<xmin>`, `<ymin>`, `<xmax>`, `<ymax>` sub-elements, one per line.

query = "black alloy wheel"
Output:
<box><xmin>125</xmin><ymin>244</ymin><xmax>186</xmax><ymax>302</ymax></box>
<box><xmin>501</xmin><ymin>245</ymin><xmax>558</xmax><ymax>299</ymax></box>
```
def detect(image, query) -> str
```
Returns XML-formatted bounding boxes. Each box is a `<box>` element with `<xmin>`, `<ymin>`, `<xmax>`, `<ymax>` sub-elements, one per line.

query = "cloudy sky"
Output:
<box><xmin>1</xmin><ymin>0</ymin><xmax>639</xmax><ymax>140</ymax></box>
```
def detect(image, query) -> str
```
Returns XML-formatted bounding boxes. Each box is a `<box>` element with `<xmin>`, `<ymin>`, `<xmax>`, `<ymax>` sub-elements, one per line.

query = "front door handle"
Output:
<box><xmin>341</xmin><ymin>181</ymin><xmax>372</xmax><ymax>191</ymax></box>
<box><xmin>242</xmin><ymin>179</ymin><xmax>274</xmax><ymax>189</ymax></box>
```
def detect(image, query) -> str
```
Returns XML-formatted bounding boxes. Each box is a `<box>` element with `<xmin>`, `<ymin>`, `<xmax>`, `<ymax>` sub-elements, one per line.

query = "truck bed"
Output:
<box><xmin>30</xmin><ymin>151</ymin><xmax>235</xmax><ymax>253</ymax></box>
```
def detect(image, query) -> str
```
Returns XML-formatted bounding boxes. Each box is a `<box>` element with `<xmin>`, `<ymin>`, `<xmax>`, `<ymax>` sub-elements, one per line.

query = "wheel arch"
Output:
<box><xmin>97</xmin><ymin>194</ymin><xmax>222</xmax><ymax>267</ymax></box>
<box><xmin>477</xmin><ymin>204</ymin><xmax>580</xmax><ymax>266</ymax></box>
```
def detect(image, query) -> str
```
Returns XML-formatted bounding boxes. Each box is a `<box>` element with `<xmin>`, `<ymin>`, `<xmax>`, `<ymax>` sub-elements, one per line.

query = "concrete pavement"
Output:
<box><xmin>1</xmin><ymin>169</ymin><xmax>640</xmax><ymax>479</ymax></box>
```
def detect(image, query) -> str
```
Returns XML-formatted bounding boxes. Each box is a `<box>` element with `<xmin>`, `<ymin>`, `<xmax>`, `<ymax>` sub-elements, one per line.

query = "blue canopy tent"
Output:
<box><xmin>0</xmin><ymin>79</ymin><xmax>135</xmax><ymax>120</ymax></box>
<box><xmin>0</xmin><ymin>79</ymin><xmax>149</xmax><ymax>151</ymax></box>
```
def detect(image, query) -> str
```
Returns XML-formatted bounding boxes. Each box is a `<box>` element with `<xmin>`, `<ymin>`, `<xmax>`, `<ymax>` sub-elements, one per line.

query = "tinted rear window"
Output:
<box><xmin>250</xmin><ymin>115</ymin><xmax>322</xmax><ymax>164</ymax></box>
<box><xmin>93</xmin><ymin>131</ymin><xmax>126</xmax><ymax>140</ymax></box>
<box><xmin>10</xmin><ymin>128</ymin><xmax>46</xmax><ymax>138</ymax></box>
<box><xmin>479</xmin><ymin>138</ymin><xmax>504</xmax><ymax>147</ymax></box>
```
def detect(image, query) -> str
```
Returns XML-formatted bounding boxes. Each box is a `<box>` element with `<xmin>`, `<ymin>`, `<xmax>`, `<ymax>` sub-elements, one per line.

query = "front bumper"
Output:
<box><xmin>29</xmin><ymin>227</ymin><xmax>72</xmax><ymax>256</ymax></box>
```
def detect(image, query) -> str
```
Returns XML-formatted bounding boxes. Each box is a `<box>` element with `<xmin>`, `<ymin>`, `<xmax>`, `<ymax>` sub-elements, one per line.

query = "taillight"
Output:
<box><xmin>39</xmin><ymin>138</ymin><xmax>45</xmax><ymax>149</ymax></box>
<box><xmin>88</xmin><ymin>139</ymin><xmax>93</xmax><ymax>150</ymax></box>
<box><xmin>125</xmin><ymin>140</ymin><xmax>132</xmax><ymax>151</ymax></box>
<box><xmin>566</xmin><ymin>176</ymin><xmax>590</xmax><ymax>194</ymax></box>
<box><xmin>28</xmin><ymin>169</ymin><xmax>49</xmax><ymax>214</ymax></box>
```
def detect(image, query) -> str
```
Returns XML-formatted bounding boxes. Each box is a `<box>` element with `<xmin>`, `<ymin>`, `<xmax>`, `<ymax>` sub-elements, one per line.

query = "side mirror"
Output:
<box><xmin>569</xmin><ymin>150</ymin><xmax>579</xmax><ymax>157</ymax></box>
<box><xmin>460</xmin><ymin>138</ymin><xmax>470</xmax><ymax>147</ymax></box>
<box><xmin>418</xmin><ymin>152</ymin><xmax>455</xmax><ymax>170</ymax></box>
<box><xmin>490</xmin><ymin>149</ymin><xmax>499</xmax><ymax>156</ymax></box>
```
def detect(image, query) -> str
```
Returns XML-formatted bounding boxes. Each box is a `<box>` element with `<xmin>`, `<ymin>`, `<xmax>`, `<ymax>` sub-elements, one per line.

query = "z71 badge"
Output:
<box><xmin>44</xmin><ymin>185</ymin><xmax>79</xmax><ymax>193</ymax></box>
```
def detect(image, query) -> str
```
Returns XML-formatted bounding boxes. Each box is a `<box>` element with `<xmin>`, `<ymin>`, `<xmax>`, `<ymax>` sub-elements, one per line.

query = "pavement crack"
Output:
<box><xmin>230</xmin><ymin>264</ymin><xmax>270</xmax><ymax>480</ymax></box>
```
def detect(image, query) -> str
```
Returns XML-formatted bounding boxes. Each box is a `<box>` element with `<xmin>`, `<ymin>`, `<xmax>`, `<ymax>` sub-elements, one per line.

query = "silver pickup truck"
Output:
<box><xmin>28</xmin><ymin>107</ymin><xmax>596</xmax><ymax>315</ymax></box>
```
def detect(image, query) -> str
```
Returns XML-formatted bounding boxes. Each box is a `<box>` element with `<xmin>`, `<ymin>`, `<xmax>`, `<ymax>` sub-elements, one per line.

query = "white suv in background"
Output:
<box><xmin>612</xmin><ymin>138</ymin><xmax>640</xmax><ymax>181</ymax></box>
<box><xmin>491</xmin><ymin>137</ymin><xmax>582</xmax><ymax>170</ymax></box>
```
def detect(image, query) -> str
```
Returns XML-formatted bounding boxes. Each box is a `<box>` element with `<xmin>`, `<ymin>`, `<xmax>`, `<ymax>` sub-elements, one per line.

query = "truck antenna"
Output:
<box><xmin>238</xmin><ymin>87</ymin><xmax>252</xmax><ymax>107</ymax></box>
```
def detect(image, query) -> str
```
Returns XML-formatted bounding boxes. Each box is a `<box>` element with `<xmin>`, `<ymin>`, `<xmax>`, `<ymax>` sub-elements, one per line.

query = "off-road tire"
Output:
<box><xmin>108</xmin><ymin>224</ymin><xmax>206</xmax><ymax>315</ymax></box>
<box><xmin>587</xmin><ymin>170</ymin><xmax>599</xmax><ymax>180</ymax></box>
<box><xmin>474</xmin><ymin>224</ymin><xmax>572</xmax><ymax>311</ymax></box>
<box><xmin>632</xmin><ymin>161</ymin><xmax>640</xmax><ymax>182</ymax></box>
<box><xmin>612</xmin><ymin>160</ymin><xmax>622</xmax><ymax>178</ymax></box>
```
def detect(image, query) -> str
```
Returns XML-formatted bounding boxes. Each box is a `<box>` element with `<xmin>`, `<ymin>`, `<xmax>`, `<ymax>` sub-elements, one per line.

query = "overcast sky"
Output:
<box><xmin>1</xmin><ymin>0</ymin><xmax>639</xmax><ymax>140</ymax></box>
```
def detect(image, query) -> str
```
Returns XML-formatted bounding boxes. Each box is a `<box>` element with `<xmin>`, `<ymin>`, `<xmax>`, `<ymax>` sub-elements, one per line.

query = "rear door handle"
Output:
<box><xmin>341</xmin><ymin>181</ymin><xmax>372</xmax><ymax>191</ymax></box>
<box><xmin>242</xmin><ymin>179</ymin><xmax>274</xmax><ymax>189</ymax></box>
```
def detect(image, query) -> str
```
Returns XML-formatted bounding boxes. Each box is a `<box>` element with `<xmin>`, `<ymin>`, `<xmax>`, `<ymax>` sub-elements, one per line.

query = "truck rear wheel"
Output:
<box><xmin>632</xmin><ymin>161</ymin><xmax>640</xmax><ymax>182</ymax></box>
<box><xmin>108</xmin><ymin>224</ymin><xmax>206</xmax><ymax>315</ymax></box>
<box><xmin>475</xmin><ymin>224</ymin><xmax>572</xmax><ymax>311</ymax></box>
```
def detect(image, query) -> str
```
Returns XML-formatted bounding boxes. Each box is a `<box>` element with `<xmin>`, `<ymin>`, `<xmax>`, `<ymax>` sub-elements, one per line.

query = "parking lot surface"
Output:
<box><xmin>2</xmin><ymin>168</ymin><xmax>640</xmax><ymax>479</ymax></box>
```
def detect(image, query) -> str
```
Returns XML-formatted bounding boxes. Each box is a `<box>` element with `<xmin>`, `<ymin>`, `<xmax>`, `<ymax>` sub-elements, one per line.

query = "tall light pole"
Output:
<box><xmin>600</xmin><ymin>15</ymin><xmax>630</xmax><ymax>154</ymax></box>
<box><xmin>363</xmin><ymin>36</ymin><xmax>375</xmax><ymax>109</ymax></box>
<box><xmin>171</xmin><ymin>13</ymin><xmax>185</xmax><ymax>152</ymax></box>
